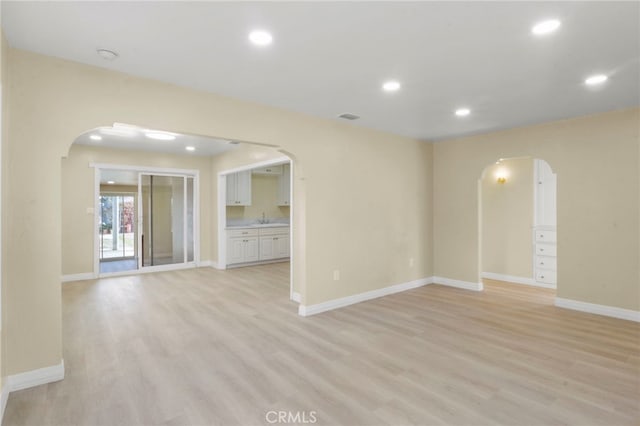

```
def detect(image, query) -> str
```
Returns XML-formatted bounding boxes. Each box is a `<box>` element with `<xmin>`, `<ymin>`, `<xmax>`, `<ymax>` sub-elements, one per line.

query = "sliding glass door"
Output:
<box><xmin>99</xmin><ymin>194</ymin><xmax>136</xmax><ymax>260</ymax></box>
<box><xmin>139</xmin><ymin>174</ymin><xmax>195</xmax><ymax>267</ymax></box>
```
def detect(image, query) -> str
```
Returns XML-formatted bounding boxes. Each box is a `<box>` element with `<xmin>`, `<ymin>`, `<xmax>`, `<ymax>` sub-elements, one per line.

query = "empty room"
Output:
<box><xmin>0</xmin><ymin>1</ymin><xmax>638</xmax><ymax>426</ymax></box>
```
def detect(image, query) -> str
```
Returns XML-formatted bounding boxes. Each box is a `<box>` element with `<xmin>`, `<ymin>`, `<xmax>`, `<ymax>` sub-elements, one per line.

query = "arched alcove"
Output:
<box><xmin>478</xmin><ymin>157</ymin><xmax>557</xmax><ymax>291</ymax></box>
<box><xmin>61</xmin><ymin>124</ymin><xmax>304</xmax><ymax>305</ymax></box>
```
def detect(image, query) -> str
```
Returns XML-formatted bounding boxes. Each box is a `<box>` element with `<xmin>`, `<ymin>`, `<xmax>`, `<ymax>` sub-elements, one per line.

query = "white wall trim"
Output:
<box><xmin>481</xmin><ymin>272</ymin><xmax>555</xmax><ymax>289</ymax></box>
<box><xmin>89</xmin><ymin>163</ymin><xmax>199</xmax><ymax>176</ymax></box>
<box><xmin>291</xmin><ymin>292</ymin><xmax>301</xmax><ymax>303</ymax></box>
<box><xmin>298</xmin><ymin>277</ymin><xmax>433</xmax><ymax>317</ymax></box>
<box><xmin>218</xmin><ymin>156</ymin><xmax>290</xmax><ymax>176</ymax></box>
<box><xmin>61</xmin><ymin>272</ymin><xmax>97</xmax><ymax>283</ymax></box>
<box><xmin>555</xmin><ymin>297</ymin><xmax>640</xmax><ymax>322</ymax></box>
<box><xmin>433</xmin><ymin>276</ymin><xmax>484</xmax><ymax>291</ymax></box>
<box><xmin>0</xmin><ymin>382</ymin><xmax>9</xmax><ymax>425</ymax></box>
<box><xmin>8</xmin><ymin>360</ymin><xmax>65</xmax><ymax>392</ymax></box>
<box><xmin>197</xmin><ymin>260</ymin><xmax>212</xmax><ymax>268</ymax></box>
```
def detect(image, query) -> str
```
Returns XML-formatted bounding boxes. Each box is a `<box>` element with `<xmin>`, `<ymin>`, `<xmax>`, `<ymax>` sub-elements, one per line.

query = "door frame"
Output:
<box><xmin>91</xmin><ymin>163</ymin><xmax>200</xmax><ymax>278</ymax></box>
<box><xmin>97</xmin><ymin>191</ymin><xmax>137</xmax><ymax>261</ymax></box>
<box><xmin>216</xmin><ymin>156</ymin><xmax>296</xmax><ymax>302</ymax></box>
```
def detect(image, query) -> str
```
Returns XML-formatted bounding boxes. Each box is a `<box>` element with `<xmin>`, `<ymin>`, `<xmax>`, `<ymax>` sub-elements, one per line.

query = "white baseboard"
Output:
<box><xmin>555</xmin><ymin>297</ymin><xmax>640</xmax><ymax>322</ymax></box>
<box><xmin>8</xmin><ymin>360</ymin><xmax>65</xmax><ymax>392</ymax></box>
<box><xmin>211</xmin><ymin>261</ymin><xmax>225</xmax><ymax>270</ymax></box>
<box><xmin>298</xmin><ymin>277</ymin><xmax>433</xmax><ymax>317</ymax></box>
<box><xmin>61</xmin><ymin>272</ymin><xmax>97</xmax><ymax>283</ymax></box>
<box><xmin>0</xmin><ymin>381</ymin><xmax>9</xmax><ymax>424</ymax></box>
<box><xmin>433</xmin><ymin>276</ymin><xmax>483</xmax><ymax>291</ymax></box>
<box><xmin>291</xmin><ymin>292</ymin><xmax>301</xmax><ymax>303</ymax></box>
<box><xmin>481</xmin><ymin>272</ymin><xmax>555</xmax><ymax>289</ymax></box>
<box><xmin>198</xmin><ymin>260</ymin><xmax>212</xmax><ymax>268</ymax></box>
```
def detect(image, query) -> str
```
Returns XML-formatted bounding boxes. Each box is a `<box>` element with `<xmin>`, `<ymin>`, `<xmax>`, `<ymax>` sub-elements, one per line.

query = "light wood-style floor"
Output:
<box><xmin>3</xmin><ymin>263</ymin><xmax>639</xmax><ymax>425</ymax></box>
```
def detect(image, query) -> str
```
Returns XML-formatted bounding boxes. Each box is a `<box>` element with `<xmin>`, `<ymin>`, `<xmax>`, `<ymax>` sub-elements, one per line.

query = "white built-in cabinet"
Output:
<box><xmin>259</xmin><ymin>227</ymin><xmax>290</xmax><ymax>261</ymax></box>
<box><xmin>226</xmin><ymin>228</ymin><xmax>259</xmax><ymax>264</ymax></box>
<box><xmin>277</xmin><ymin>163</ymin><xmax>291</xmax><ymax>206</ymax></box>
<box><xmin>226</xmin><ymin>171</ymin><xmax>252</xmax><ymax>206</ymax></box>
<box><xmin>533</xmin><ymin>159</ymin><xmax>557</xmax><ymax>287</ymax></box>
<box><xmin>227</xmin><ymin>226</ymin><xmax>289</xmax><ymax>266</ymax></box>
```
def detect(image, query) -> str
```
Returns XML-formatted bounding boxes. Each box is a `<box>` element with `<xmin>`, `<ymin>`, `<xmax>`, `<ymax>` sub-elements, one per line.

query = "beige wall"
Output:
<box><xmin>434</xmin><ymin>108</ymin><xmax>639</xmax><ymax>310</ymax></box>
<box><xmin>4</xmin><ymin>43</ymin><xmax>637</xmax><ymax>382</ymax></box>
<box><xmin>61</xmin><ymin>144</ymin><xmax>212</xmax><ymax>276</ymax></box>
<box><xmin>6</xmin><ymin>49</ymin><xmax>434</xmax><ymax>375</ymax></box>
<box><xmin>0</xmin><ymin>28</ymin><xmax>7</xmax><ymax>387</ymax></box>
<box><xmin>226</xmin><ymin>173</ymin><xmax>289</xmax><ymax>222</ymax></box>
<box><xmin>481</xmin><ymin>158</ymin><xmax>534</xmax><ymax>278</ymax></box>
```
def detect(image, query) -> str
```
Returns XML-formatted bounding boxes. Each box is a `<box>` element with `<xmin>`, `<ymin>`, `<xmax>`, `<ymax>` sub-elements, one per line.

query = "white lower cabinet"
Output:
<box><xmin>227</xmin><ymin>226</ymin><xmax>290</xmax><ymax>266</ymax></box>
<box><xmin>259</xmin><ymin>234</ymin><xmax>290</xmax><ymax>261</ymax></box>
<box><xmin>533</xmin><ymin>226</ymin><xmax>557</xmax><ymax>286</ymax></box>
<box><xmin>259</xmin><ymin>236</ymin><xmax>276</xmax><ymax>260</ymax></box>
<box><xmin>227</xmin><ymin>236</ymin><xmax>259</xmax><ymax>264</ymax></box>
<box><xmin>275</xmin><ymin>235</ymin><xmax>290</xmax><ymax>258</ymax></box>
<box><xmin>226</xmin><ymin>228</ymin><xmax>259</xmax><ymax>264</ymax></box>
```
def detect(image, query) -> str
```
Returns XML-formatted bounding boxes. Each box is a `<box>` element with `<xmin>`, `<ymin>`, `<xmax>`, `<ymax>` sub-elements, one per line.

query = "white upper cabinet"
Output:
<box><xmin>534</xmin><ymin>159</ymin><xmax>556</xmax><ymax>227</ymax></box>
<box><xmin>226</xmin><ymin>171</ymin><xmax>252</xmax><ymax>206</ymax></box>
<box><xmin>278</xmin><ymin>163</ymin><xmax>291</xmax><ymax>206</ymax></box>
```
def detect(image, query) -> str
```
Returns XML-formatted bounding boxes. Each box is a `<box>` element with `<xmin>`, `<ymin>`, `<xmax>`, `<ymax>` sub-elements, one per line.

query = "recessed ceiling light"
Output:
<box><xmin>455</xmin><ymin>108</ymin><xmax>471</xmax><ymax>117</ymax></box>
<box><xmin>249</xmin><ymin>30</ymin><xmax>273</xmax><ymax>46</ymax></box>
<box><xmin>585</xmin><ymin>74</ymin><xmax>608</xmax><ymax>86</ymax></box>
<box><xmin>107</xmin><ymin>181</ymin><xmax>115</xmax><ymax>185</ymax></box>
<box><xmin>185</xmin><ymin>146</ymin><xmax>196</xmax><ymax>151</ymax></box>
<box><xmin>96</xmin><ymin>48</ymin><xmax>119</xmax><ymax>60</ymax></box>
<box><xmin>145</xmin><ymin>132</ymin><xmax>176</xmax><ymax>141</ymax></box>
<box><xmin>89</xmin><ymin>134</ymin><xmax>102</xmax><ymax>141</ymax></box>
<box><xmin>382</xmin><ymin>81</ymin><xmax>401</xmax><ymax>92</ymax></box>
<box><xmin>531</xmin><ymin>19</ymin><xmax>561</xmax><ymax>36</ymax></box>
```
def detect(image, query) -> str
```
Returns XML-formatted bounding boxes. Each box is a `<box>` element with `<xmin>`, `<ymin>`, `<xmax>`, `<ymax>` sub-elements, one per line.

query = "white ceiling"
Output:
<box><xmin>2</xmin><ymin>2</ymin><xmax>639</xmax><ymax>141</ymax></box>
<box><xmin>75</xmin><ymin>124</ymin><xmax>240</xmax><ymax>157</ymax></box>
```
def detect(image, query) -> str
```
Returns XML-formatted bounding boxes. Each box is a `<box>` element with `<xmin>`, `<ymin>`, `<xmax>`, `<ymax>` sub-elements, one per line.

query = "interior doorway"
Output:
<box><xmin>94</xmin><ymin>165</ymin><xmax>199</xmax><ymax>277</ymax></box>
<box><xmin>216</xmin><ymin>156</ymin><xmax>296</xmax><ymax>302</ymax></box>
<box><xmin>479</xmin><ymin>157</ymin><xmax>557</xmax><ymax>289</ymax></box>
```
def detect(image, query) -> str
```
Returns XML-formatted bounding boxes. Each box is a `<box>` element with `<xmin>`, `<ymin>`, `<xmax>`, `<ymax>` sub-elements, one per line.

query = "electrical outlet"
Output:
<box><xmin>333</xmin><ymin>270</ymin><xmax>340</xmax><ymax>281</ymax></box>
<box><xmin>409</xmin><ymin>257</ymin><xmax>415</xmax><ymax>267</ymax></box>
<box><xmin>86</xmin><ymin>207</ymin><xmax>94</xmax><ymax>214</ymax></box>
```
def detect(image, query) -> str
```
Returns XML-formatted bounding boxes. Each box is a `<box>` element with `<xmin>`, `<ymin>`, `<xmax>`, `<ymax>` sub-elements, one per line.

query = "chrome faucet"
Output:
<box><xmin>258</xmin><ymin>212</ymin><xmax>269</xmax><ymax>224</ymax></box>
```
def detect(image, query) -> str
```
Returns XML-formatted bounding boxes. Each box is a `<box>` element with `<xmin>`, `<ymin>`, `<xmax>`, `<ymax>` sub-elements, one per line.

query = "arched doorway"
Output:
<box><xmin>61</xmin><ymin>123</ymin><xmax>302</xmax><ymax>305</ymax></box>
<box><xmin>478</xmin><ymin>157</ymin><xmax>557</xmax><ymax>290</ymax></box>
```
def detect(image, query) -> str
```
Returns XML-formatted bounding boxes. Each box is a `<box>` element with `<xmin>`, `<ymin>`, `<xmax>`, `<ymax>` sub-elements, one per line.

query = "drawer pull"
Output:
<box><xmin>540</xmin><ymin>262</ymin><xmax>544</xmax><ymax>265</ymax></box>
<box><xmin>540</xmin><ymin>248</ymin><xmax>544</xmax><ymax>252</ymax></box>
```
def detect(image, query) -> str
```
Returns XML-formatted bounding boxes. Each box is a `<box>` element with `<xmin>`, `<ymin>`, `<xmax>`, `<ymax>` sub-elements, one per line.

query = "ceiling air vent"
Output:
<box><xmin>338</xmin><ymin>113</ymin><xmax>360</xmax><ymax>121</ymax></box>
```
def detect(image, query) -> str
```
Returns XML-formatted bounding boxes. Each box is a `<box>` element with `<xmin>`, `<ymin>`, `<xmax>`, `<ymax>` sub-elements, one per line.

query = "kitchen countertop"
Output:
<box><xmin>225</xmin><ymin>223</ymin><xmax>290</xmax><ymax>230</ymax></box>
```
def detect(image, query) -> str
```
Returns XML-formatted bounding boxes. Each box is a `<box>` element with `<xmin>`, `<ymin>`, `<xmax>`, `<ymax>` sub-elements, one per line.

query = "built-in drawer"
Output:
<box><xmin>535</xmin><ymin>243</ymin><xmax>557</xmax><ymax>257</ymax></box>
<box><xmin>535</xmin><ymin>230</ymin><xmax>557</xmax><ymax>243</ymax></box>
<box><xmin>535</xmin><ymin>255</ymin><xmax>557</xmax><ymax>270</ymax></box>
<box><xmin>535</xmin><ymin>269</ymin><xmax>557</xmax><ymax>284</ymax></box>
<box><xmin>227</xmin><ymin>228</ymin><xmax>260</xmax><ymax>237</ymax></box>
<box><xmin>259</xmin><ymin>227</ymin><xmax>289</xmax><ymax>236</ymax></box>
